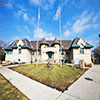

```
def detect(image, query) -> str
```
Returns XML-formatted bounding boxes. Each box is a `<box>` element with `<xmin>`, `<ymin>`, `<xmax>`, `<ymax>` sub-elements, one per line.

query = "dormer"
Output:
<box><xmin>77</xmin><ymin>38</ymin><xmax>86</xmax><ymax>47</ymax></box>
<box><xmin>17</xmin><ymin>40</ymin><xmax>24</xmax><ymax>48</ymax></box>
<box><xmin>40</xmin><ymin>38</ymin><xmax>49</xmax><ymax>48</ymax></box>
<box><xmin>51</xmin><ymin>38</ymin><xmax>60</xmax><ymax>48</ymax></box>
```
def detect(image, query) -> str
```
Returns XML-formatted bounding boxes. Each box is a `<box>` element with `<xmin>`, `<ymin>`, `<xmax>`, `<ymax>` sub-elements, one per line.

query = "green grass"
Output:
<box><xmin>11</xmin><ymin>64</ymin><xmax>86</xmax><ymax>91</ymax></box>
<box><xmin>0</xmin><ymin>74</ymin><xmax>29</xmax><ymax>100</ymax></box>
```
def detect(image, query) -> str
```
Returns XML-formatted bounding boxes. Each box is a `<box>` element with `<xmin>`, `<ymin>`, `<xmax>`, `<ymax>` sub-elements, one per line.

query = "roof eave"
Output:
<box><xmin>84</xmin><ymin>45</ymin><xmax>94</xmax><ymax>48</ymax></box>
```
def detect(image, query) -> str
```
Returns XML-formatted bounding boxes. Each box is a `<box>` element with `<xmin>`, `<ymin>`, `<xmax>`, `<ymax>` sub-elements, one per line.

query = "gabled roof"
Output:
<box><xmin>70</xmin><ymin>37</ymin><xmax>93</xmax><ymax>48</ymax></box>
<box><xmin>22</xmin><ymin>39</ymin><xmax>32</xmax><ymax>49</ymax></box>
<box><xmin>31</xmin><ymin>39</ymin><xmax>72</xmax><ymax>50</ymax></box>
<box><xmin>31</xmin><ymin>41</ymin><xmax>41</xmax><ymax>50</ymax></box>
<box><xmin>5</xmin><ymin>37</ymin><xmax>93</xmax><ymax>51</ymax></box>
<box><xmin>61</xmin><ymin>40</ymin><xmax>72</xmax><ymax>49</ymax></box>
<box><xmin>52</xmin><ymin>38</ymin><xmax>60</xmax><ymax>45</ymax></box>
<box><xmin>5</xmin><ymin>40</ymin><xmax>18</xmax><ymax>50</ymax></box>
<box><xmin>71</xmin><ymin>37</ymin><xmax>80</xmax><ymax>48</ymax></box>
<box><xmin>5</xmin><ymin>39</ymin><xmax>32</xmax><ymax>50</ymax></box>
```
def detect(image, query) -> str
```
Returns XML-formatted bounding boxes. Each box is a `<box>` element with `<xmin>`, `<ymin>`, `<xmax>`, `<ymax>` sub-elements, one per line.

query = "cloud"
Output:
<box><xmin>30</xmin><ymin>0</ymin><xmax>40</xmax><ymax>5</ymax></box>
<box><xmin>30</xmin><ymin>17</ymin><xmax>36</xmax><ymax>25</ymax></box>
<box><xmin>24</xmin><ymin>26</ymin><xmax>30</xmax><ymax>33</ymax></box>
<box><xmin>15</xmin><ymin>5</ymin><xmax>29</xmax><ymax>21</ymax></box>
<box><xmin>64</xmin><ymin>30</ymin><xmax>71</xmax><ymax>37</ymax></box>
<box><xmin>64</xmin><ymin>10</ymin><xmax>99</xmax><ymax>37</ymax></box>
<box><xmin>17</xmin><ymin>10</ymin><xmax>23</xmax><ymax>17</ymax></box>
<box><xmin>72</xmin><ymin>18</ymin><xmax>91</xmax><ymax>34</ymax></box>
<box><xmin>23</xmin><ymin>13</ymin><xmax>29</xmax><ymax>21</ymax></box>
<box><xmin>29</xmin><ymin>0</ymin><xmax>56</xmax><ymax>10</ymax></box>
<box><xmin>70</xmin><ymin>0</ymin><xmax>85</xmax><ymax>9</ymax></box>
<box><xmin>17</xmin><ymin>26</ymin><xmax>33</xmax><ymax>40</ymax></box>
<box><xmin>17</xmin><ymin>5</ymin><xmax>27</xmax><ymax>12</ymax></box>
<box><xmin>11</xmin><ymin>36</ymin><xmax>21</xmax><ymax>41</ymax></box>
<box><xmin>93</xmin><ymin>13</ymin><xmax>100</xmax><ymax>23</ymax></box>
<box><xmin>5</xmin><ymin>3</ymin><xmax>13</xmax><ymax>9</ymax></box>
<box><xmin>34</xmin><ymin>27</ymin><xmax>55</xmax><ymax>40</ymax></box>
<box><xmin>72</xmin><ymin>11</ymin><xmax>93</xmax><ymax>33</ymax></box>
<box><xmin>60</xmin><ymin>0</ymin><xmax>70</xmax><ymax>8</ymax></box>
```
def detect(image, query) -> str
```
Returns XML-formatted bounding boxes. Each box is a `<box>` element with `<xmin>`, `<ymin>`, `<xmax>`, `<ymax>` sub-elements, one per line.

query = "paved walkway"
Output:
<box><xmin>56</xmin><ymin>65</ymin><xmax>100</xmax><ymax>100</ymax></box>
<box><xmin>0</xmin><ymin>65</ymin><xmax>100</xmax><ymax>100</ymax></box>
<box><xmin>0</xmin><ymin>67</ymin><xmax>62</xmax><ymax>100</ymax></box>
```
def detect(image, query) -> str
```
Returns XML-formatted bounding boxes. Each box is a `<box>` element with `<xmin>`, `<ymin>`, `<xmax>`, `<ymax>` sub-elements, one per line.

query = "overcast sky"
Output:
<box><xmin>0</xmin><ymin>0</ymin><xmax>100</xmax><ymax>47</ymax></box>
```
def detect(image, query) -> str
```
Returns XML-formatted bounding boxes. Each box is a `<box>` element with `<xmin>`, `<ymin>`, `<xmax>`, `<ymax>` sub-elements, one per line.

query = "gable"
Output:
<box><xmin>77</xmin><ymin>38</ymin><xmax>86</xmax><ymax>46</ymax></box>
<box><xmin>70</xmin><ymin>37</ymin><xmax>93</xmax><ymax>48</ymax></box>
<box><xmin>17</xmin><ymin>40</ymin><xmax>24</xmax><ymax>47</ymax></box>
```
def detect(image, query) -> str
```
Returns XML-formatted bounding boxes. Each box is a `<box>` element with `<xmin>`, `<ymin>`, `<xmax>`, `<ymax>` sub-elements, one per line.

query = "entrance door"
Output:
<box><xmin>47</xmin><ymin>52</ymin><xmax>54</xmax><ymax>60</ymax></box>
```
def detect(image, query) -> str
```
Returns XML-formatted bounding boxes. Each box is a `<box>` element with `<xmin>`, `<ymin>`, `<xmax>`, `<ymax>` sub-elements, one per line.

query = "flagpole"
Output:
<box><xmin>36</xmin><ymin>8</ymin><xmax>40</xmax><ymax>67</ymax></box>
<box><xmin>59</xmin><ymin>6</ymin><xmax>62</xmax><ymax>67</ymax></box>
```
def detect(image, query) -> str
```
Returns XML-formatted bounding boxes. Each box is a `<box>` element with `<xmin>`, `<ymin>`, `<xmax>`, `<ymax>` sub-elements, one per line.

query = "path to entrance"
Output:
<box><xmin>0</xmin><ymin>67</ymin><xmax>62</xmax><ymax>100</ymax></box>
<box><xmin>0</xmin><ymin>65</ymin><xmax>100</xmax><ymax>100</ymax></box>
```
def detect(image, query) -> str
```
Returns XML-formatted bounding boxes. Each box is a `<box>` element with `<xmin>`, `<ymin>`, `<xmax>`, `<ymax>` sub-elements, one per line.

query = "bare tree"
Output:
<box><xmin>0</xmin><ymin>40</ymin><xmax>7</xmax><ymax>48</ymax></box>
<box><xmin>93</xmin><ymin>46</ymin><xmax>100</xmax><ymax>64</ymax></box>
<box><xmin>0</xmin><ymin>40</ymin><xmax>7</xmax><ymax>63</ymax></box>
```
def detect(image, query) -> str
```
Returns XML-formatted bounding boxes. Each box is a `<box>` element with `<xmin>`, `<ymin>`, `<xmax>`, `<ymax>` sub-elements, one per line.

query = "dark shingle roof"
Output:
<box><xmin>5</xmin><ymin>39</ymin><xmax>32</xmax><ymax>50</ymax></box>
<box><xmin>70</xmin><ymin>37</ymin><xmax>93</xmax><ymax>48</ymax></box>
<box><xmin>5</xmin><ymin>40</ymin><xmax>18</xmax><ymax>50</ymax></box>
<box><xmin>61</xmin><ymin>40</ymin><xmax>72</xmax><ymax>49</ymax></box>
<box><xmin>22</xmin><ymin>39</ymin><xmax>31</xmax><ymax>48</ymax></box>
<box><xmin>71</xmin><ymin>37</ymin><xmax>80</xmax><ymax>47</ymax></box>
<box><xmin>31</xmin><ymin>39</ymin><xmax>72</xmax><ymax>50</ymax></box>
<box><xmin>5</xmin><ymin>37</ymin><xmax>93</xmax><ymax>51</ymax></box>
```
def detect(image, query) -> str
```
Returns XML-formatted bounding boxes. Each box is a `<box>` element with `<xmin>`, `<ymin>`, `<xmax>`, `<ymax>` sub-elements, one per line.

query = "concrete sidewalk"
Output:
<box><xmin>56</xmin><ymin>65</ymin><xmax>100</xmax><ymax>100</ymax></box>
<box><xmin>0</xmin><ymin>65</ymin><xmax>100</xmax><ymax>100</ymax></box>
<box><xmin>0</xmin><ymin>67</ymin><xmax>62</xmax><ymax>100</ymax></box>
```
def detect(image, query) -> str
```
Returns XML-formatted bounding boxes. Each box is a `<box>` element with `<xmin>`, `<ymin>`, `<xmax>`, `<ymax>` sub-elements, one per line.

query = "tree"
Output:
<box><xmin>0</xmin><ymin>40</ymin><xmax>7</xmax><ymax>63</ymax></box>
<box><xmin>0</xmin><ymin>40</ymin><xmax>7</xmax><ymax>47</ymax></box>
<box><xmin>93</xmin><ymin>46</ymin><xmax>100</xmax><ymax>64</ymax></box>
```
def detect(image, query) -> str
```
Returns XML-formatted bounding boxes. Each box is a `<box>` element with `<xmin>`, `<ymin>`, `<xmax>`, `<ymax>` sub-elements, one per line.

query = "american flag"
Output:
<box><xmin>55</xmin><ymin>6</ymin><xmax>61</xmax><ymax>18</ymax></box>
<box><xmin>38</xmin><ymin>8</ymin><xmax>40</xmax><ymax>22</ymax></box>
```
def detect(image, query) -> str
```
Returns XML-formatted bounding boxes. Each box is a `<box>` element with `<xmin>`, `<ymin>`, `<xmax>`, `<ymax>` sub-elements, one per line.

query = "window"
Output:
<box><xmin>80</xmin><ymin>48</ymin><xmax>84</xmax><ymax>54</ymax></box>
<box><xmin>19</xmin><ymin>45</ymin><xmax>21</xmax><ymax>49</ymax></box>
<box><xmin>18</xmin><ymin>59</ymin><xmax>21</xmax><ymax>62</ymax></box>
<box><xmin>6</xmin><ymin>51</ymin><xmax>13</xmax><ymax>54</ymax></box>
<box><xmin>18</xmin><ymin>49</ymin><xmax>21</xmax><ymax>54</ymax></box>
<box><xmin>19</xmin><ymin>45</ymin><xmax>21</xmax><ymax>47</ymax></box>
<box><xmin>61</xmin><ymin>51</ymin><xmax>64</xmax><ymax>55</ymax></box>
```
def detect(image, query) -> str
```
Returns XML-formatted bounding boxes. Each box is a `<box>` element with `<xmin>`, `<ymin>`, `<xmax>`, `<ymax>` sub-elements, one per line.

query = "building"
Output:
<box><xmin>5</xmin><ymin>37</ymin><xmax>93</xmax><ymax>64</ymax></box>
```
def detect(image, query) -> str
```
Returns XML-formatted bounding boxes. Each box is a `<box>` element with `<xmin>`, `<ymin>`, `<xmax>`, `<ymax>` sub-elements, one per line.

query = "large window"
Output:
<box><xmin>80</xmin><ymin>48</ymin><xmax>84</xmax><ymax>54</ymax></box>
<box><xmin>18</xmin><ymin>49</ymin><xmax>21</xmax><ymax>54</ymax></box>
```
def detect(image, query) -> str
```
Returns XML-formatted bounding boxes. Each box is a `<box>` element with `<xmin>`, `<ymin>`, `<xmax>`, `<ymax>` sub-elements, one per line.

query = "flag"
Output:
<box><xmin>55</xmin><ymin>6</ymin><xmax>61</xmax><ymax>18</ymax></box>
<box><xmin>38</xmin><ymin>8</ymin><xmax>40</xmax><ymax>22</ymax></box>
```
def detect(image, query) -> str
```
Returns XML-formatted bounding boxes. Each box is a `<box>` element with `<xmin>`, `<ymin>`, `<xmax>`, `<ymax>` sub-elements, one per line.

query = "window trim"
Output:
<box><xmin>80</xmin><ymin>48</ymin><xmax>84</xmax><ymax>54</ymax></box>
<box><xmin>18</xmin><ymin>49</ymin><xmax>21</xmax><ymax>54</ymax></box>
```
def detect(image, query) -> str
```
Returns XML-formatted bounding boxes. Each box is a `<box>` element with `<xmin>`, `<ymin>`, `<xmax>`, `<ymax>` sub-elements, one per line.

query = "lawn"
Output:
<box><xmin>0</xmin><ymin>74</ymin><xmax>29</xmax><ymax>100</ymax></box>
<box><xmin>11</xmin><ymin>64</ymin><xmax>86</xmax><ymax>92</ymax></box>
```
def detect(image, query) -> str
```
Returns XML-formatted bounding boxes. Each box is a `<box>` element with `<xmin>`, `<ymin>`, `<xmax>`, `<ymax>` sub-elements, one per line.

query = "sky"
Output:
<box><xmin>0</xmin><ymin>0</ymin><xmax>100</xmax><ymax>48</ymax></box>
